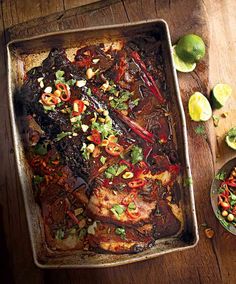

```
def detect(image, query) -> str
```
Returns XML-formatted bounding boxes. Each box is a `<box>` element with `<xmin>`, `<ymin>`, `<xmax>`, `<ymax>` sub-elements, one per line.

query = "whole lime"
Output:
<box><xmin>175</xmin><ymin>34</ymin><xmax>206</xmax><ymax>63</ymax></box>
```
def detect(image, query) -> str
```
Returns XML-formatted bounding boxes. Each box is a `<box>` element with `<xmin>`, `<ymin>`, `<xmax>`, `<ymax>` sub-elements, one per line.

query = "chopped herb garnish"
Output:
<box><xmin>194</xmin><ymin>124</ymin><xmax>205</xmax><ymax>135</ymax></box>
<box><xmin>87</xmin><ymin>88</ymin><xmax>92</xmax><ymax>96</ymax></box>
<box><xmin>91</xmin><ymin>119</ymin><xmax>115</xmax><ymax>140</ymax></box>
<box><xmin>54</xmin><ymin>131</ymin><xmax>72</xmax><ymax>142</ymax></box>
<box><xmin>43</xmin><ymin>105</ymin><xmax>56</xmax><ymax>112</ymax></box>
<box><xmin>213</xmin><ymin>115</ymin><xmax>220</xmax><ymax>127</ymax></box>
<box><xmin>184</xmin><ymin>177</ymin><xmax>193</xmax><ymax>187</ymax></box>
<box><xmin>66</xmin><ymin>79</ymin><xmax>76</xmax><ymax>86</ymax></box>
<box><xmin>78</xmin><ymin>228</ymin><xmax>87</xmax><ymax>239</ymax></box>
<box><xmin>110</xmin><ymin>204</ymin><xmax>125</xmax><ymax>219</ymax></box>
<box><xmin>34</xmin><ymin>142</ymin><xmax>48</xmax><ymax>155</ymax></box>
<box><xmin>57</xmin><ymin>101</ymin><xmax>65</xmax><ymax>107</ymax></box>
<box><xmin>100</xmin><ymin>156</ymin><xmax>107</xmax><ymax>165</ymax></box>
<box><xmin>110</xmin><ymin>90</ymin><xmax>132</xmax><ymax>110</ymax></box>
<box><xmin>215</xmin><ymin>171</ymin><xmax>227</xmax><ymax>181</ymax></box>
<box><xmin>131</xmin><ymin>146</ymin><xmax>143</xmax><ymax>164</ymax></box>
<box><xmin>128</xmin><ymin>202</ymin><xmax>136</xmax><ymax>210</ymax></box>
<box><xmin>33</xmin><ymin>175</ymin><xmax>44</xmax><ymax>185</ymax></box>
<box><xmin>81</xmin><ymin>143</ymin><xmax>89</xmax><ymax>160</ymax></box>
<box><xmin>130</xmin><ymin>98</ymin><xmax>140</xmax><ymax>107</ymax></box>
<box><xmin>115</xmin><ymin>227</ymin><xmax>126</xmax><ymax>239</ymax></box>
<box><xmin>54</xmin><ymin>70</ymin><xmax>75</xmax><ymax>86</ymax></box>
<box><xmin>55</xmin><ymin>229</ymin><xmax>65</xmax><ymax>240</ymax></box>
<box><xmin>104</xmin><ymin>164</ymin><xmax>128</xmax><ymax>179</ymax></box>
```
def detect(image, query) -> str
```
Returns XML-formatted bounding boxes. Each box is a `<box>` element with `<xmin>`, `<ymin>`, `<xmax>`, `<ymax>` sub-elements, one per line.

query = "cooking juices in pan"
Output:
<box><xmin>21</xmin><ymin>36</ymin><xmax>183</xmax><ymax>254</ymax></box>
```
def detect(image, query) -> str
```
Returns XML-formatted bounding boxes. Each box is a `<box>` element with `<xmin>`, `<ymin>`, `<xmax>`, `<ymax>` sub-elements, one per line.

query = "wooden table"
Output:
<box><xmin>0</xmin><ymin>1</ymin><xmax>236</xmax><ymax>283</ymax></box>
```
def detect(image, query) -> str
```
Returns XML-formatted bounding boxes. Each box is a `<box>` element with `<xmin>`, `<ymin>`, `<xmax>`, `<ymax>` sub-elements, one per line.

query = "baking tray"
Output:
<box><xmin>7</xmin><ymin>19</ymin><xmax>198</xmax><ymax>268</ymax></box>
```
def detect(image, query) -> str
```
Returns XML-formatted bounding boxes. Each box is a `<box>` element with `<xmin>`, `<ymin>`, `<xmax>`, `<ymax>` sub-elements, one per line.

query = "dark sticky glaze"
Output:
<box><xmin>21</xmin><ymin>35</ymin><xmax>183</xmax><ymax>254</ymax></box>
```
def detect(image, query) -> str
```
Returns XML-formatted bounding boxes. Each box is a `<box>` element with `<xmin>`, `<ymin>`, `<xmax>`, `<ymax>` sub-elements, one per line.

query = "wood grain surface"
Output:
<box><xmin>0</xmin><ymin>0</ymin><xmax>236</xmax><ymax>283</ymax></box>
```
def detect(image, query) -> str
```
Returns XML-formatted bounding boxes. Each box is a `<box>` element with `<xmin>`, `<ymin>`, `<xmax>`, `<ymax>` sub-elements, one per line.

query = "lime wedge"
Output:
<box><xmin>172</xmin><ymin>45</ymin><xmax>196</xmax><ymax>73</ymax></box>
<box><xmin>188</xmin><ymin>92</ymin><xmax>212</xmax><ymax>121</ymax></box>
<box><xmin>212</xmin><ymin>83</ymin><xmax>232</xmax><ymax>109</ymax></box>
<box><xmin>225</xmin><ymin>127</ymin><xmax>236</xmax><ymax>150</ymax></box>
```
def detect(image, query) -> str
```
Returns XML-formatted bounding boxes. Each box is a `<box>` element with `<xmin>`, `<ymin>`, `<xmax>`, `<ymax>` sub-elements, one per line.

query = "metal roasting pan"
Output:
<box><xmin>7</xmin><ymin>19</ymin><xmax>199</xmax><ymax>268</ymax></box>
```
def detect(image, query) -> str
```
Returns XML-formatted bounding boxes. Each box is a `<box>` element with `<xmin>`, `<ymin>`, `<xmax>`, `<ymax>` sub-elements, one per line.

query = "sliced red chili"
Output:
<box><xmin>122</xmin><ymin>191</ymin><xmax>137</xmax><ymax>206</ymax></box>
<box><xmin>72</xmin><ymin>99</ymin><xmax>85</xmax><ymax>116</ymax></box>
<box><xmin>127</xmin><ymin>206</ymin><xmax>141</xmax><ymax>219</ymax></box>
<box><xmin>41</xmin><ymin>93</ymin><xmax>60</xmax><ymax>106</ymax></box>
<box><xmin>105</xmin><ymin>142</ymin><xmax>124</xmax><ymax>156</ymax></box>
<box><xmin>56</xmin><ymin>83</ymin><xmax>71</xmax><ymax>101</ymax></box>
<box><xmin>120</xmin><ymin>160</ymin><xmax>133</xmax><ymax>171</ymax></box>
<box><xmin>91</xmin><ymin>129</ymin><xmax>101</xmax><ymax>145</ymax></box>
<box><xmin>224</xmin><ymin>180</ymin><xmax>236</xmax><ymax>188</ymax></box>
<box><xmin>128</xmin><ymin>178</ymin><xmax>147</xmax><ymax>188</ymax></box>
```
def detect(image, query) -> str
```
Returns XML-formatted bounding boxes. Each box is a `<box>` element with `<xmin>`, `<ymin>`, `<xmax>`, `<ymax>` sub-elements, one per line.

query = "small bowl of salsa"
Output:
<box><xmin>211</xmin><ymin>157</ymin><xmax>236</xmax><ymax>235</ymax></box>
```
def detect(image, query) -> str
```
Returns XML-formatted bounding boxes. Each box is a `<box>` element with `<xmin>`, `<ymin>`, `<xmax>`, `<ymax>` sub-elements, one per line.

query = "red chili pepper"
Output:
<box><xmin>224</xmin><ymin>180</ymin><xmax>236</xmax><ymax>188</ymax></box>
<box><xmin>72</xmin><ymin>99</ymin><xmax>85</xmax><ymax>116</ymax></box>
<box><xmin>137</xmin><ymin>161</ymin><xmax>149</xmax><ymax>175</ymax></box>
<box><xmin>75</xmin><ymin>57</ymin><xmax>91</xmax><ymax>68</ymax></box>
<box><xmin>66</xmin><ymin>211</ymin><xmax>81</xmax><ymax>226</ymax></box>
<box><xmin>120</xmin><ymin>160</ymin><xmax>133</xmax><ymax>171</ymax></box>
<box><xmin>56</xmin><ymin>83</ymin><xmax>71</xmax><ymax>101</ymax></box>
<box><xmin>115</xmin><ymin>56</ymin><xmax>127</xmax><ymax>82</ymax></box>
<box><xmin>41</xmin><ymin>93</ymin><xmax>60</xmax><ymax>106</ymax></box>
<box><xmin>122</xmin><ymin>191</ymin><xmax>137</xmax><ymax>205</ymax></box>
<box><xmin>131</xmin><ymin>51</ymin><xmax>165</xmax><ymax>104</ymax></box>
<box><xmin>128</xmin><ymin>178</ymin><xmax>147</xmax><ymax>188</ymax></box>
<box><xmin>114</xmin><ymin>110</ymin><xmax>154</xmax><ymax>143</ymax></box>
<box><xmin>127</xmin><ymin>207</ymin><xmax>141</xmax><ymax>219</ymax></box>
<box><xmin>218</xmin><ymin>194</ymin><xmax>230</xmax><ymax>210</ymax></box>
<box><xmin>91</xmin><ymin>129</ymin><xmax>101</xmax><ymax>145</ymax></box>
<box><xmin>169</xmin><ymin>164</ymin><xmax>180</xmax><ymax>176</ymax></box>
<box><xmin>105</xmin><ymin>142</ymin><xmax>124</xmax><ymax>156</ymax></box>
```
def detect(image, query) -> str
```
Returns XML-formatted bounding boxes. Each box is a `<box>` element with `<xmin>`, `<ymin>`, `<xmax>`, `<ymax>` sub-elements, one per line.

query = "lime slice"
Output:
<box><xmin>175</xmin><ymin>34</ymin><xmax>206</xmax><ymax>63</ymax></box>
<box><xmin>188</xmin><ymin>92</ymin><xmax>212</xmax><ymax>121</ymax></box>
<box><xmin>225</xmin><ymin>127</ymin><xmax>236</xmax><ymax>150</ymax></box>
<box><xmin>212</xmin><ymin>83</ymin><xmax>232</xmax><ymax>109</ymax></box>
<box><xmin>172</xmin><ymin>45</ymin><xmax>196</xmax><ymax>72</ymax></box>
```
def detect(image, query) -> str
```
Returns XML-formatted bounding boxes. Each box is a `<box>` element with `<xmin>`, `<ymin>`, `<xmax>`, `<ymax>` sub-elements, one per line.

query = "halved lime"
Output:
<box><xmin>172</xmin><ymin>45</ymin><xmax>196</xmax><ymax>73</ymax></box>
<box><xmin>226</xmin><ymin>127</ymin><xmax>236</xmax><ymax>150</ymax></box>
<box><xmin>175</xmin><ymin>34</ymin><xmax>206</xmax><ymax>63</ymax></box>
<box><xmin>212</xmin><ymin>83</ymin><xmax>232</xmax><ymax>109</ymax></box>
<box><xmin>188</xmin><ymin>92</ymin><xmax>212</xmax><ymax>121</ymax></box>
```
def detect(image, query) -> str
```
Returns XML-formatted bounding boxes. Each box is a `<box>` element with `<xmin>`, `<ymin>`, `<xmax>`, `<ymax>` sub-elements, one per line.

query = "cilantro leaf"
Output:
<box><xmin>215</xmin><ymin>171</ymin><xmax>226</xmax><ymax>181</ymax></box>
<box><xmin>34</xmin><ymin>142</ymin><xmax>48</xmax><ymax>155</ymax></box>
<box><xmin>54</xmin><ymin>131</ymin><xmax>72</xmax><ymax>142</ymax></box>
<box><xmin>115</xmin><ymin>227</ymin><xmax>126</xmax><ymax>239</ymax></box>
<box><xmin>131</xmin><ymin>146</ymin><xmax>143</xmax><ymax>164</ymax></box>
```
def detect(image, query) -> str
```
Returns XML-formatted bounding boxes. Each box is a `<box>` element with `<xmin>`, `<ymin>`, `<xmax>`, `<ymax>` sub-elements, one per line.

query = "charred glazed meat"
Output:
<box><xmin>21</xmin><ymin>36</ymin><xmax>184</xmax><ymax>254</ymax></box>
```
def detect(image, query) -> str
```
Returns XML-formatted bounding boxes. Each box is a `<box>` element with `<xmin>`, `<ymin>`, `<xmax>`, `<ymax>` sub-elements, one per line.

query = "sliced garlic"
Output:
<box><xmin>86</xmin><ymin>68</ymin><xmax>98</xmax><ymax>80</ymax></box>
<box><xmin>44</xmin><ymin>86</ymin><xmax>52</xmax><ymax>93</ymax></box>
<box><xmin>81</xmin><ymin>124</ymin><xmax>89</xmax><ymax>132</ymax></box>
<box><xmin>76</xmin><ymin>80</ymin><xmax>86</xmax><ymax>87</ymax></box>
<box><xmin>87</xmin><ymin>143</ymin><xmax>95</xmax><ymax>153</ymax></box>
<box><xmin>87</xmin><ymin>222</ymin><xmax>97</xmax><ymax>235</ymax></box>
<box><xmin>92</xmin><ymin>58</ymin><xmax>100</xmax><ymax>64</ymax></box>
<box><xmin>37</xmin><ymin>77</ymin><xmax>44</xmax><ymax>82</ymax></box>
<box><xmin>100</xmin><ymin>80</ymin><xmax>111</xmax><ymax>92</ymax></box>
<box><xmin>39</xmin><ymin>80</ymin><xmax>44</xmax><ymax>88</ymax></box>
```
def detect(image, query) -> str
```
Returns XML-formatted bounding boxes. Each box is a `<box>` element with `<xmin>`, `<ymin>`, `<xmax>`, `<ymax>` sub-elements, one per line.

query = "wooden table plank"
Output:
<box><xmin>0</xmin><ymin>0</ymin><xmax>236</xmax><ymax>283</ymax></box>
